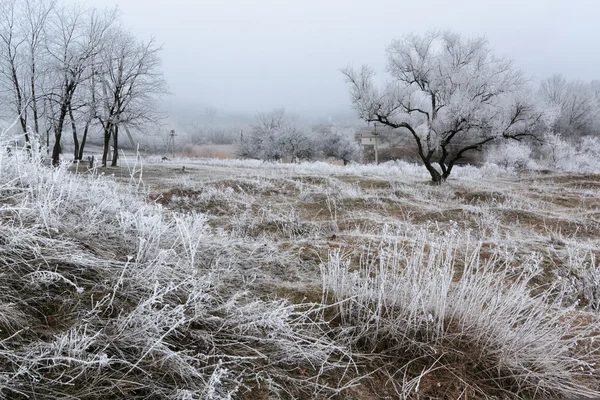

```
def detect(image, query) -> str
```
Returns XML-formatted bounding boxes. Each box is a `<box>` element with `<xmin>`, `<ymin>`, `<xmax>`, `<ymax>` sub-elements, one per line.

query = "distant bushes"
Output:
<box><xmin>485</xmin><ymin>133</ymin><xmax>600</xmax><ymax>173</ymax></box>
<box><xmin>191</xmin><ymin>127</ymin><xmax>239</xmax><ymax>145</ymax></box>
<box><xmin>238</xmin><ymin>109</ymin><xmax>362</xmax><ymax>164</ymax></box>
<box><xmin>486</xmin><ymin>140</ymin><xmax>532</xmax><ymax>169</ymax></box>
<box><xmin>180</xmin><ymin>144</ymin><xmax>236</xmax><ymax>159</ymax></box>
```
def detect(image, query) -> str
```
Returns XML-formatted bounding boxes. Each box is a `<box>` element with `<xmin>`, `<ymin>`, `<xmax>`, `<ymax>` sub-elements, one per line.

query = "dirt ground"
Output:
<box><xmin>81</xmin><ymin>159</ymin><xmax>600</xmax><ymax>297</ymax></box>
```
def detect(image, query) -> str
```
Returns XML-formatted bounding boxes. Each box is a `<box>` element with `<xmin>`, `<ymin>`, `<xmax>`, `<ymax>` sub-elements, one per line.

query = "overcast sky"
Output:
<box><xmin>89</xmin><ymin>0</ymin><xmax>600</xmax><ymax>121</ymax></box>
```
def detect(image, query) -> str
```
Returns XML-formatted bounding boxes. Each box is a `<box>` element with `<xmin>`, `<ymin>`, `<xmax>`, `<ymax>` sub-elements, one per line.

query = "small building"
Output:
<box><xmin>356</xmin><ymin>127</ymin><xmax>381</xmax><ymax>164</ymax></box>
<box><xmin>356</xmin><ymin>125</ymin><xmax>394</xmax><ymax>145</ymax></box>
<box><xmin>356</xmin><ymin>124</ymin><xmax>395</xmax><ymax>164</ymax></box>
<box><xmin>361</xmin><ymin>134</ymin><xmax>378</xmax><ymax>148</ymax></box>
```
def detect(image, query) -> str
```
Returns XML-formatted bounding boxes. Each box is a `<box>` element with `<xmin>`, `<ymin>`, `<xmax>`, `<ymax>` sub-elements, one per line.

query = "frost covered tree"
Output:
<box><xmin>0</xmin><ymin>0</ymin><xmax>55</xmax><ymax>149</ymax></box>
<box><xmin>539</xmin><ymin>74</ymin><xmax>600</xmax><ymax>138</ymax></box>
<box><xmin>319</xmin><ymin>127</ymin><xmax>362</xmax><ymax>165</ymax></box>
<box><xmin>239</xmin><ymin>108</ymin><xmax>286</xmax><ymax>161</ymax></box>
<box><xmin>45</xmin><ymin>4</ymin><xmax>116</xmax><ymax>166</ymax></box>
<box><xmin>343</xmin><ymin>31</ymin><xmax>545</xmax><ymax>183</ymax></box>
<box><xmin>96</xmin><ymin>29</ymin><xmax>166</xmax><ymax>167</ymax></box>
<box><xmin>239</xmin><ymin>109</ymin><xmax>317</xmax><ymax>162</ymax></box>
<box><xmin>0</xmin><ymin>0</ymin><xmax>165</xmax><ymax>165</ymax></box>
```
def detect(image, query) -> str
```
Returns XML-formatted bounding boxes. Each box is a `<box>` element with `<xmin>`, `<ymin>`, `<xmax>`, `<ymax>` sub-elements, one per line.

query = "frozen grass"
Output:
<box><xmin>156</xmin><ymin>157</ymin><xmax>432</xmax><ymax>181</ymax></box>
<box><xmin>2</xmin><ymin>134</ymin><xmax>600</xmax><ymax>399</ymax></box>
<box><xmin>322</xmin><ymin>232</ymin><xmax>600</xmax><ymax>398</ymax></box>
<box><xmin>160</xmin><ymin>155</ymin><xmax>600</xmax><ymax>398</ymax></box>
<box><xmin>0</xmin><ymin>143</ymin><xmax>350</xmax><ymax>399</ymax></box>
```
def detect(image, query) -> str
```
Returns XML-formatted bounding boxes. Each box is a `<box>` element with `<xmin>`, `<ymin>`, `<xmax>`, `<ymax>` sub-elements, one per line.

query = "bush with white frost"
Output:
<box><xmin>532</xmin><ymin>133</ymin><xmax>600</xmax><ymax>173</ymax></box>
<box><xmin>239</xmin><ymin>109</ymin><xmax>317</xmax><ymax>162</ymax></box>
<box><xmin>318</xmin><ymin>127</ymin><xmax>362</xmax><ymax>165</ymax></box>
<box><xmin>322</xmin><ymin>231</ymin><xmax>600</xmax><ymax>399</ymax></box>
<box><xmin>482</xmin><ymin>132</ymin><xmax>600</xmax><ymax>173</ymax></box>
<box><xmin>485</xmin><ymin>140</ymin><xmax>532</xmax><ymax>170</ymax></box>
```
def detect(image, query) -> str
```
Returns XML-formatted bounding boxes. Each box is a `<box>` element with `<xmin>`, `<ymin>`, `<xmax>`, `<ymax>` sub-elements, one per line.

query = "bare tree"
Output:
<box><xmin>343</xmin><ymin>31</ymin><xmax>545</xmax><ymax>183</ymax></box>
<box><xmin>0</xmin><ymin>0</ymin><xmax>59</xmax><ymax>153</ymax></box>
<box><xmin>540</xmin><ymin>74</ymin><xmax>569</xmax><ymax>106</ymax></box>
<box><xmin>96</xmin><ymin>30</ymin><xmax>167</xmax><ymax>167</ymax></box>
<box><xmin>70</xmin><ymin>73</ymin><xmax>97</xmax><ymax>161</ymax></box>
<box><xmin>0</xmin><ymin>0</ymin><xmax>166</xmax><ymax>165</ymax></box>
<box><xmin>24</xmin><ymin>0</ymin><xmax>55</xmax><ymax>136</ymax></box>
<box><xmin>0</xmin><ymin>0</ymin><xmax>31</xmax><ymax>147</ymax></box>
<box><xmin>45</xmin><ymin>4</ymin><xmax>115</xmax><ymax>165</ymax></box>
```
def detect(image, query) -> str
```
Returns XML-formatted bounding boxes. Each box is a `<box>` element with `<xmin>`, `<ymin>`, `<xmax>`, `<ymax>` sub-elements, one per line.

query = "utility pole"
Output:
<box><xmin>167</xmin><ymin>129</ymin><xmax>176</xmax><ymax>159</ymax></box>
<box><xmin>373</xmin><ymin>123</ymin><xmax>379</xmax><ymax>165</ymax></box>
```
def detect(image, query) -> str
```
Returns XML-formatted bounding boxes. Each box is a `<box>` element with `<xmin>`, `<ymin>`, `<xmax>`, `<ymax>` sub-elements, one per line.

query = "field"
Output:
<box><xmin>2</xmin><ymin>151</ymin><xmax>600</xmax><ymax>399</ymax></box>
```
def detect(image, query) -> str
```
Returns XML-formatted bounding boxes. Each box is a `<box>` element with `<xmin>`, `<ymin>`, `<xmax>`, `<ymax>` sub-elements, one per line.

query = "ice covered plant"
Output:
<box><xmin>0</xmin><ymin>142</ymin><xmax>349</xmax><ymax>398</ymax></box>
<box><xmin>485</xmin><ymin>140</ymin><xmax>532</xmax><ymax>170</ymax></box>
<box><xmin>322</xmin><ymin>231</ymin><xmax>600</xmax><ymax>399</ymax></box>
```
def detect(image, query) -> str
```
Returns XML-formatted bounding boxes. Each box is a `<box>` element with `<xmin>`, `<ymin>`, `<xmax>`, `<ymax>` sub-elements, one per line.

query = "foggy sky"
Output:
<box><xmin>89</xmin><ymin>0</ymin><xmax>600</xmax><ymax>121</ymax></box>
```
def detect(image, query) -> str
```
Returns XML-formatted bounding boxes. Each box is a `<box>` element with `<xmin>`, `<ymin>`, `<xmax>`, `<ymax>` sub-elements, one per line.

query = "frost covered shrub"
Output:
<box><xmin>536</xmin><ymin>132</ymin><xmax>577</xmax><ymax>169</ymax></box>
<box><xmin>483</xmin><ymin>133</ymin><xmax>600</xmax><ymax>173</ymax></box>
<box><xmin>239</xmin><ymin>111</ymin><xmax>362</xmax><ymax>165</ymax></box>
<box><xmin>485</xmin><ymin>140</ymin><xmax>532</xmax><ymax>170</ymax></box>
<box><xmin>239</xmin><ymin>109</ymin><xmax>318</xmax><ymax>162</ymax></box>
<box><xmin>318</xmin><ymin>127</ymin><xmax>362</xmax><ymax>165</ymax></box>
<box><xmin>322</xmin><ymin>232</ymin><xmax>600</xmax><ymax>399</ymax></box>
<box><xmin>532</xmin><ymin>133</ymin><xmax>600</xmax><ymax>173</ymax></box>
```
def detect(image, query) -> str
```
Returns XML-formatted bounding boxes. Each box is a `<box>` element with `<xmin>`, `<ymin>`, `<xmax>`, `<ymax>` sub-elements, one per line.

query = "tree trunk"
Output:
<box><xmin>78</xmin><ymin>120</ymin><xmax>91</xmax><ymax>161</ymax></box>
<box><xmin>111</xmin><ymin>125</ymin><xmax>119</xmax><ymax>167</ymax></box>
<box><xmin>19</xmin><ymin>116</ymin><xmax>30</xmax><ymax>146</ymax></box>
<box><xmin>423</xmin><ymin>159</ymin><xmax>443</xmax><ymax>184</ymax></box>
<box><xmin>441</xmin><ymin>165</ymin><xmax>453</xmax><ymax>182</ymax></box>
<box><xmin>102</xmin><ymin>124</ymin><xmax>112</xmax><ymax>167</ymax></box>
<box><xmin>51</xmin><ymin>131</ymin><xmax>62</xmax><ymax>166</ymax></box>
<box><xmin>31</xmin><ymin>63</ymin><xmax>40</xmax><ymax>136</ymax></box>
<box><xmin>52</xmin><ymin>107</ymin><xmax>68</xmax><ymax>166</ymax></box>
<box><xmin>69</xmin><ymin>105</ymin><xmax>79</xmax><ymax>161</ymax></box>
<box><xmin>10</xmin><ymin>62</ymin><xmax>31</xmax><ymax>151</ymax></box>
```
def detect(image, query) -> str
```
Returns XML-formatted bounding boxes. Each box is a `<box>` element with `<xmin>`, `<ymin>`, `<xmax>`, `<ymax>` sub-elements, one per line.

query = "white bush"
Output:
<box><xmin>239</xmin><ymin>109</ymin><xmax>318</xmax><ymax>162</ymax></box>
<box><xmin>318</xmin><ymin>127</ymin><xmax>362</xmax><ymax>165</ymax></box>
<box><xmin>485</xmin><ymin>140</ymin><xmax>532</xmax><ymax>170</ymax></box>
<box><xmin>322</xmin><ymin>231</ymin><xmax>600</xmax><ymax>399</ymax></box>
<box><xmin>483</xmin><ymin>133</ymin><xmax>600</xmax><ymax>174</ymax></box>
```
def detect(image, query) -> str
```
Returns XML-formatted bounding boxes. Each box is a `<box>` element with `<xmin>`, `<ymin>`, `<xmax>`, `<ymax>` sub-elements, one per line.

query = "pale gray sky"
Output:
<box><xmin>90</xmin><ymin>0</ymin><xmax>600</xmax><ymax>120</ymax></box>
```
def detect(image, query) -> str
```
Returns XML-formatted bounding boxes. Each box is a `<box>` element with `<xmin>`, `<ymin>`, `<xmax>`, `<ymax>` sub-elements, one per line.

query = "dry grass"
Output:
<box><xmin>141</xmin><ymin>158</ymin><xmax>600</xmax><ymax>399</ymax></box>
<box><xmin>2</xmin><ymin>145</ymin><xmax>600</xmax><ymax>399</ymax></box>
